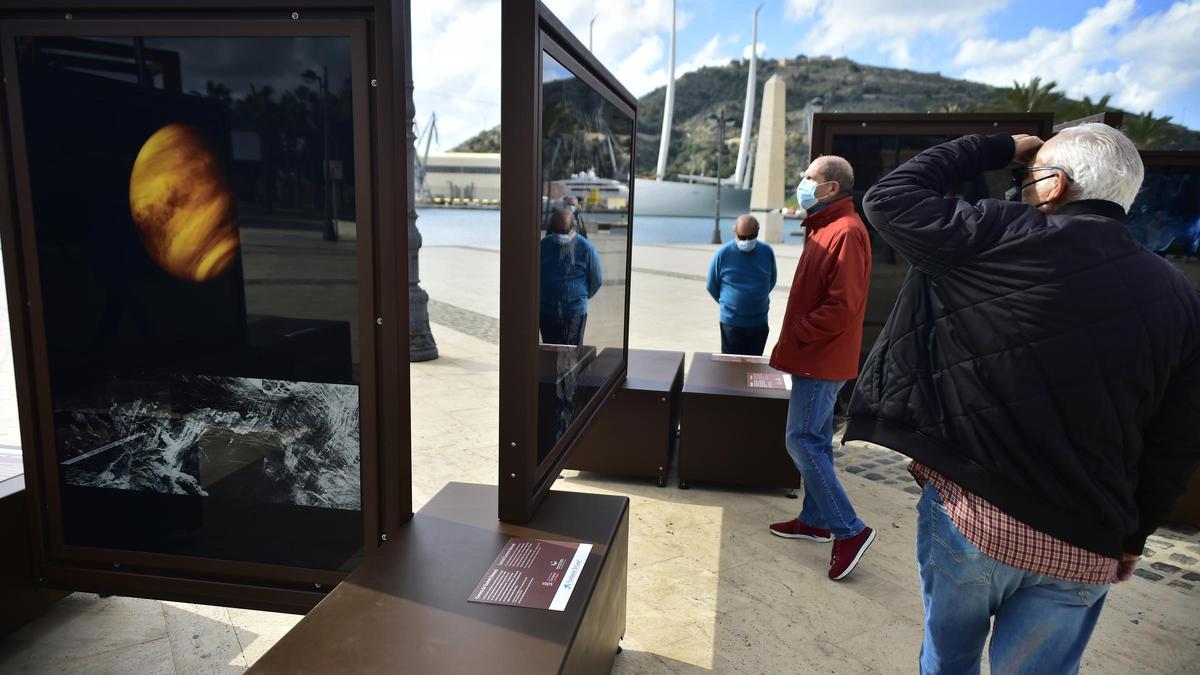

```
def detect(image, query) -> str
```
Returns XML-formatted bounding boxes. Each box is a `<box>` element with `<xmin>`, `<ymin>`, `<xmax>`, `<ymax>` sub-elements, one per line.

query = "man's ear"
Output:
<box><xmin>827</xmin><ymin>180</ymin><xmax>840</xmax><ymax>198</ymax></box>
<box><xmin>1048</xmin><ymin>170</ymin><xmax>1071</xmax><ymax>203</ymax></box>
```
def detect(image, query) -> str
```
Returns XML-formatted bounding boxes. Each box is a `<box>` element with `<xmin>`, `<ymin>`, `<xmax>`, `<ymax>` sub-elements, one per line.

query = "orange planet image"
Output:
<box><xmin>129</xmin><ymin>123</ymin><xmax>239</xmax><ymax>282</ymax></box>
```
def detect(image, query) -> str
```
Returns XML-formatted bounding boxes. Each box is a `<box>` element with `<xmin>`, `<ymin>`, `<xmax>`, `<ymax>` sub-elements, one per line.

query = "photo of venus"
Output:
<box><xmin>129</xmin><ymin>123</ymin><xmax>238</xmax><ymax>282</ymax></box>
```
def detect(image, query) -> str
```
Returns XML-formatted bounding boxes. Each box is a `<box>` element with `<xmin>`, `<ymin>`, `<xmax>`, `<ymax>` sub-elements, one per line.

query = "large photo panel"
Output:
<box><xmin>13</xmin><ymin>32</ymin><xmax>365</xmax><ymax>572</ymax></box>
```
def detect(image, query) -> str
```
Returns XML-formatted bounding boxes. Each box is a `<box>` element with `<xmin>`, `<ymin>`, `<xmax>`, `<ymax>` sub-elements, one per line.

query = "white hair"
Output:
<box><xmin>1040</xmin><ymin>123</ymin><xmax>1144</xmax><ymax>212</ymax></box>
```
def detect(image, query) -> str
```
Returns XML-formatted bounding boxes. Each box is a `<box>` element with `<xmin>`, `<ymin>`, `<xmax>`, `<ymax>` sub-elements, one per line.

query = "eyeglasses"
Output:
<box><xmin>1011</xmin><ymin>165</ymin><xmax>1075</xmax><ymax>189</ymax></box>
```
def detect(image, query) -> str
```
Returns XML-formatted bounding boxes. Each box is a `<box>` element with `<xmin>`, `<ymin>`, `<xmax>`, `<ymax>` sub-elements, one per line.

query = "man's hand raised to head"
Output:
<box><xmin>1011</xmin><ymin>134</ymin><xmax>1044</xmax><ymax>166</ymax></box>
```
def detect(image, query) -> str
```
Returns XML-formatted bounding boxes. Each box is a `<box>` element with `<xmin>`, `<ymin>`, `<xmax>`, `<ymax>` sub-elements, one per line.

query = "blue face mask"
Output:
<box><xmin>735</xmin><ymin>238</ymin><xmax>757</xmax><ymax>252</ymax></box>
<box><xmin>567</xmin><ymin>205</ymin><xmax>577</xmax><ymax>213</ymax></box>
<box><xmin>795</xmin><ymin>178</ymin><xmax>832</xmax><ymax>211</ymax></box>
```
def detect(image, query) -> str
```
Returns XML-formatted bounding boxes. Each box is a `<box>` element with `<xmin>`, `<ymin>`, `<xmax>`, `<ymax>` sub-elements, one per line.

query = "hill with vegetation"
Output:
<box><xmin>454</xmin><ymin>55</ymin><xmax>1199</xmax><ymax>181</ymax></box>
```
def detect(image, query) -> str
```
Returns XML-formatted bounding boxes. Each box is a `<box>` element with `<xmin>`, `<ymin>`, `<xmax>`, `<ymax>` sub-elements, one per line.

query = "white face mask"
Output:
<box><xmin>735</xmin><ymin>238</ymin><xmax>757</xmax><ymax>252</ymax></box>
<box><xmin>555</xmin><ymin>233</ymin><xmax>574</xmax><ymax>244</ymax></box>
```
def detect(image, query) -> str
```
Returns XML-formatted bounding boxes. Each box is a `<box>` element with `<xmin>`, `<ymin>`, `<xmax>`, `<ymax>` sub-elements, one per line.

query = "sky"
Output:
<box><xmin>412</xmin><ymin>0</ymin><xmax>1200</xmax><ymax>150</ymax></box>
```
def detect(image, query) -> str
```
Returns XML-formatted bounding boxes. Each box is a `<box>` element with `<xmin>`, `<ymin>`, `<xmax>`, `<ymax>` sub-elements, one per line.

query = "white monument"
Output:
<box><xmin>750</xmin><ymin>74</ymin><xmax>786</xmax><ymax>244</ymax></box>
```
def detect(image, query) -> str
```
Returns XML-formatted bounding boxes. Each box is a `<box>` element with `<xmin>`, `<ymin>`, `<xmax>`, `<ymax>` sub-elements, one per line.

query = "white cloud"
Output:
<box><xmin>414</xmin><ymin>0</ymin><xmax>690</xmax><ymax>147</ymax></box>
<box><xmin>954</xmin><ymin>0</ymin><xmax>1200</xmax><ymax>118</ymax></box>
<box><xmin>742</xmin><ymin>41</ymin><xmax>768</xmax><ymax>60</ymax></box>
<box><xmin>784</xmin><ymin>0</ymin><xmax>1010</xmax><ymax>61</ymax></box>
<box><xmin>679</xmin><ymin>34</ymin><xmax>739</xmax><ymax>74</ymax></box>
<box><xmin>411</xmin><ymin>0</ymin><xmax>502</xmax><ymax>149</ymax></box>
<box><xmin>785</xmin><ymin>0</ymin><xmax>819</xmax><ymax>21</ymax></box>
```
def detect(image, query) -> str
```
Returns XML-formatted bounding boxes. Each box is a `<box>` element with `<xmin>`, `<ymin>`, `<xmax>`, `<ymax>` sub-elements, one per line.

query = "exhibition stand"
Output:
<box><xmin>567</xmin><ymin>350</ymin><xmax>684</xmax><ymax>486</ymax></box>
<box><xmin>248</xmin><ymin>483</ymin><xmax>628</xmax><ymax>675</ymax></box>
<box><xmin>677</xmin><ymin>353</ymin><xmax>801</xmax><ymax>493</ymax></box>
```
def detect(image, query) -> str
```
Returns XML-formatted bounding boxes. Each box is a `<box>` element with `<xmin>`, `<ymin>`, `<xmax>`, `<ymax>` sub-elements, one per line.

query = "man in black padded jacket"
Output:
<box><xmin>844</xmin><ymin>124</ymin><xmax>1200</xmax><ymax>674</ymax></box>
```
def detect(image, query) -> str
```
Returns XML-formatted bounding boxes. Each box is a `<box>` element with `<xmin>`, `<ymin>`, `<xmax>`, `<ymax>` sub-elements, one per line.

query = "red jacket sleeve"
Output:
<box><xmin>792</xmin><ymin>227</ymin><xmax>870</xmax><ymax>344</ymax></box>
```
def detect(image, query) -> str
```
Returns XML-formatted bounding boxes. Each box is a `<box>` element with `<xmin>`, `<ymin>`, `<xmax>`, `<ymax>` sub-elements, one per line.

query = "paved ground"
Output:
<box><xmin>1</xmin><ymin>238</ymin><xmax>1198</xmax><ymax>673</ymax></box>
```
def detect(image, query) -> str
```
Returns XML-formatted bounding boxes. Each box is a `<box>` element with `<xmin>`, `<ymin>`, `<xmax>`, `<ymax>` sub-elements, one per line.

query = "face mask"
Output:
<box><xmin>735</xmin><ymin>238</ymin><xmax>757</xmax><ymax>252</ymax></box>
<box><xmin>795</xmin><ymin>178</ymin><xmax>833</xmax><ymax>211</ymax></box>
<box><xmin>555</xmin><ymin>233</ymin><xmax>574</xmax><ymax>244</ymax></box>
<box><xmin>568</xmin><ymin>205</ymin><xmax>577</xmax><ymax>213</ymax></box>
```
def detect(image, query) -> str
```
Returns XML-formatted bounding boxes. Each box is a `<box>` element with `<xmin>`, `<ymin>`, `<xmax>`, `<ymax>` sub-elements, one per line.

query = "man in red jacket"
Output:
<box><xmin>768</xmin><ymin>155</ymin><xmax>875</xmax><ymax>580</ymax></box>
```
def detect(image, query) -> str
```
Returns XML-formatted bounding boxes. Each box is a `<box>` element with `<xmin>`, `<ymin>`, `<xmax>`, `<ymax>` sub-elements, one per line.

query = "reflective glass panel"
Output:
<box><xmin>17</xmin><ymin>35</ymin><xmax>362</xmax><ymax>571</ymax></box>
<box><xmin>536</xmin><ymin>51</ymin><xmax>631</xmax><ymax>466</ymax></box>
<box><xmin>1130</xmin><ymin>162</ymin><xmax>1200</xmax><ymax>289</ymax></box>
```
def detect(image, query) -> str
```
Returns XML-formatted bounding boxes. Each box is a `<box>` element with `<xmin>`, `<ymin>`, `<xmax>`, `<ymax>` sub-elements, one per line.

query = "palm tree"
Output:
<box><xmin>1123</xmin><ymin>111</ymin><xmax>1174</xmax><ymax>149</ymax></box>
<box><xmin>1060</xmin><ymin>93</ymin><xmax>1113</xmax><ymax>121</ymax></box>
<box><xmin>927</xmin><ymin>102</ymin><xmax>978</xmax><ymax>113</ymax></box>
<box><xmin>1001</xmin><ymin>77</ymin><xmax>1063</xmax><ymax>112</ymax></box>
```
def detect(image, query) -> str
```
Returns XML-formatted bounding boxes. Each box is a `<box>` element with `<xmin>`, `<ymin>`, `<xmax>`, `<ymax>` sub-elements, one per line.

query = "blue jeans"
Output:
<box><xmin>916</xmin><ymin>482</ymin><xmax>1109</xmax><ymax>675</ymax></box>
<box><xmin>785</xmin><ymin>377</ymin><xmax>865</xmax><ymax>539</ymax></box>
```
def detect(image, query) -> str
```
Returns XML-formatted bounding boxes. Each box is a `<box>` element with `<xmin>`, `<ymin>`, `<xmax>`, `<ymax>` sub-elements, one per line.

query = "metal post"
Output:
<box><xmin>406</xmin><ymin>38</ymin><xmax>438</xmax><ymax>361</ymax></box>
<box><xmin>320</xmin><ymin>65</ymin><xmax>337</xmax><ymax>241</ymax></box>
<box><xmin>710</xmin><ymin>109</ymin><xmax>724</xmax><ymax>245</ymax></box>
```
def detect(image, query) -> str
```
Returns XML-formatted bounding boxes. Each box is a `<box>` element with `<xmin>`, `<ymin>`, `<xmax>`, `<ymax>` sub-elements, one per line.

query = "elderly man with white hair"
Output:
<box><xmin>844</xmin><ymin>124</ymin><xmax>1200</xmax><ymax>674</ymax></box>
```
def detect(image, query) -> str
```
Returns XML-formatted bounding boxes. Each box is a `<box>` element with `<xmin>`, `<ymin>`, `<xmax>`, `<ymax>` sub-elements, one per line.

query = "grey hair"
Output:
<box><xmin>1040</xmin><ymin>123</ymin><xmax>1144</xmax><ymax>212</ymax></box>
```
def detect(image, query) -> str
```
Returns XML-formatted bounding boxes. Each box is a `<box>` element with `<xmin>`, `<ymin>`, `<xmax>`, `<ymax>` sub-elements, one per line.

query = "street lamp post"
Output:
<box><xmin>707</xmin><ymin>109</ymin><xmax>732</xmax><ymax>245</ymax></box>
<box><xmin>303</xmin><ymin>66</ymin><xmax>337</xmax><ymax>241</ymax></box>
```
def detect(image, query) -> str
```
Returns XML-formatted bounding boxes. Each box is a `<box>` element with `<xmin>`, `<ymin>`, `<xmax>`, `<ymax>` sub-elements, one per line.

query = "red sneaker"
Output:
<box><xmin>769</xmin><ymin>518</ymin><xmax>833</xmax><ymax>542</ymax></box>
<box><xmin>829</xmin><ymin>527</ymin><xmax>876</xmax><ymax>580</ymax></box>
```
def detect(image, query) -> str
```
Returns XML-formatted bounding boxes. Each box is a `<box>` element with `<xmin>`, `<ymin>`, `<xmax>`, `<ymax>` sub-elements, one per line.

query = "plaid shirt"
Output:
<box><xmin>910</xmin><ymin>462</ymin><xmax>1119</xmax><ymax>585</ymax></box>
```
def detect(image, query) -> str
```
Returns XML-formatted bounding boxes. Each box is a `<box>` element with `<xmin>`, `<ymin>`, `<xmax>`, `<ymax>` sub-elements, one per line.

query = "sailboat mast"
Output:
<box><xmin>654</xmin><ymin>0</ymin><xmax>676</xmax><ymax>181</ymax></box>
<box><xmin>734</xmin><ymin>4</ymin><xmax>762</xmax><ymax>187</ymax></box>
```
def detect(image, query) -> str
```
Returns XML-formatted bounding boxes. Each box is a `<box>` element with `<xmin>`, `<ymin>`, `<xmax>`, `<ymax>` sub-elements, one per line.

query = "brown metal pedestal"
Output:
<box><xmin>677</xmin><ymin>353</ymin><xmax>801</xmax><ymax>492</ymax></box>
<box><xmin>248</xmin><ymin>482</ymin><xmax>628</xmax><ymax>674</ymax></box>
<box><xmin>567</xmin><ymin>350</ymin><xmax>684</xmax><ymax>486</ymax></box>
<box><xmin>0</xmin><ymin>478</ymin><xmax>68</xmax><ymax>636</ymax></box>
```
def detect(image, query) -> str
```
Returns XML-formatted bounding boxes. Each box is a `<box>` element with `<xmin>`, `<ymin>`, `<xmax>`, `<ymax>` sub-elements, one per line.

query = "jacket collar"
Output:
<box><xmin>804</xmin><ymin>196</ymin><xmax>855</xmax><ymax>231</ymax></box>
<box><xmin>1052</xmin><ymin>199</ymin><xmax>1127</xmax><ymax>222</ymax></box>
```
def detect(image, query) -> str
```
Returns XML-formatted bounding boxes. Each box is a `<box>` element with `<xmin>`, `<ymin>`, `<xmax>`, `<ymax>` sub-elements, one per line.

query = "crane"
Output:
<box><xmin>415</xmin><ymin>112</ymin><xmax>438</xmax><ymax>200</ymax></box>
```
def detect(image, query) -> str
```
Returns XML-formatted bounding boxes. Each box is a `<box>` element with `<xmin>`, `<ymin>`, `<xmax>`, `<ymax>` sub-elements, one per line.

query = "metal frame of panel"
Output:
<box><xmin>0</xmin><ymin>0</ymin><xmax>413</xmax><ymax>613</ymax></box>
<box><xmin>499</xmin><ymin>1</ymin><xmax>636</xmax><ymax>522</ymax></box>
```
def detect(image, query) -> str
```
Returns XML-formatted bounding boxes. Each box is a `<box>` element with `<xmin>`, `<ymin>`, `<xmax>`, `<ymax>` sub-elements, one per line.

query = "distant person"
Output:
<box><xmin>768</xmin><ymin>155</ymin><xmax>875</xmax><ymax>581</ymax></box>
<box><xmin>846</xmin><ymin>125</ymin><xmax>1200</xmax><ymax>673</ymax></box>
<box><xmin>706</xmin><ymin>215</ymin><xmax>778</xmax><ymax>355</ymax></box>
<box><xmin>540</xmin><ymin>208</ymin><xmax>602</xmax><ymax>346</ymax></box>
<box><xmin>563</xmin><ymin>195</ymin><xmax>589</xmax><ymax>238</ymax></box>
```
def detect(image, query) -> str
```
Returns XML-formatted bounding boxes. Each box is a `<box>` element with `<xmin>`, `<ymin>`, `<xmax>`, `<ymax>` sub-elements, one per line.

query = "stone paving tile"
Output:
<box><xmin>839</xmin><ymin>438</ymin><xmax>1200</xmax><ymax>598</ymax></box>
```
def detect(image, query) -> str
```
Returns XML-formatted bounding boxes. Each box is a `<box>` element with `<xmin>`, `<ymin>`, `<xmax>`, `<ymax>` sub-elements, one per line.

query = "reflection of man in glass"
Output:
<box><xmin>562</xmin><ymin>195</ymin><xmax>589</xmax><ymax>238</ymax></box>
<box><xmin>540</xmin><ymin>208</ymin><xmax>602</xmax><ymax>346</ymax></box>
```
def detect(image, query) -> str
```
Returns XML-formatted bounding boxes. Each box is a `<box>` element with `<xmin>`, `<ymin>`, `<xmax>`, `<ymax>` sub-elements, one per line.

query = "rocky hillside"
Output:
<box><xmin>455</xmin><ymin>54</ymin><xmax>1200</xmax><ymax>181</ymax></box>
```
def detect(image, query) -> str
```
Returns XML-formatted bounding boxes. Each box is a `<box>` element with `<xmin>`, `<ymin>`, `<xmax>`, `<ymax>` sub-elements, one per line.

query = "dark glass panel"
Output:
<box><xmin>17</xmin><ymin>35</ymin><xmax>362</xmax><ymax>571</ymax></box>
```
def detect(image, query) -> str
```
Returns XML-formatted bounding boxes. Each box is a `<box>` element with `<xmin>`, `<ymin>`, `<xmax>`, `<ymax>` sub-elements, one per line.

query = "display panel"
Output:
<box><xmin>1130</xmin><ymin>164</ymin><xmax>1200</xmax><ymax>254</ymax></box>
<box><xmin>536</xmin><ymin>51</ymin><xmax>631</xmax><ymax>466</ymax></box>
<box><xmin>1129</xmin><ymin>154</ymin><xmax>1200</xmax><ymax>290</ymax></box>
<box><xmin>15</xmin><ymin>34</ymin><xmax>363</xmax><ymax>571</ymax></box>
<box><xmin>499</xmin><ymin>2</ymin><xmax>636</xmax><ymax>522</ymax></box>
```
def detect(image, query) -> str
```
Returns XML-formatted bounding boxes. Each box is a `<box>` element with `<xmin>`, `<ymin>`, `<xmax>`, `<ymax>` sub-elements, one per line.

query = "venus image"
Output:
<box><xmin>129</xmin><ymin>123</ymin><xmax>239</xmax><ymax>282</ymax></box>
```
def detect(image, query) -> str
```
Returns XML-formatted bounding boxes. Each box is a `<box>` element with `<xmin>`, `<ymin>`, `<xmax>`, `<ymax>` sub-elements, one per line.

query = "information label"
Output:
<box><xmin>746</xmin><ymin>372</ymin><xmax>791</xmax><ymax>390</ymax></box>
<box><xmin>469</xmin><ymin>538</ymin><xmax>592</xmax><ymax>611</ymax></box>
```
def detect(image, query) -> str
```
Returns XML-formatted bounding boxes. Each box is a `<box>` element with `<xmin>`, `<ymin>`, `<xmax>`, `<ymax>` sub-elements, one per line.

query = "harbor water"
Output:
<box><xmin>415</xmin><ymin>208</ymin><xmax>805</xmax><ymax>246</ymax></box>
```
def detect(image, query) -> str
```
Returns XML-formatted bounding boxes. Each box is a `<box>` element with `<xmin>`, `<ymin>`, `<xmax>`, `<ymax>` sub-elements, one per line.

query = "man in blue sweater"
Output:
<box><xmin>540</xmin><ymin>208</ymin><xmax>603</xmax><ymax>346</ymax></box>
<box><xmin>706</xmin><ymin>215</ymin><xmax>778</xmax><ymax>355</ymax></box>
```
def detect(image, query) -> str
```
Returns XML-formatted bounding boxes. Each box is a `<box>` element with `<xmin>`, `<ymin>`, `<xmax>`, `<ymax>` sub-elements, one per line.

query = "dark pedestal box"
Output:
<box><xmin>1</xmin><ymin>478</ymin><xmax>68</xmax><ymax>636</ymax></box>
<box><xmin>248</xmin><ymin>482</ymin><xmax>628</xmax><ymax>675</ymax></box>
<box><xmin>567</xmin><ymin>349</ymin><xmax>684</xmax><ymax>486</ymax></box>
<box><xmin>677</xmin><ymin>352</ymin><xmax>801</xmax><ymax>492</ymax></box>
